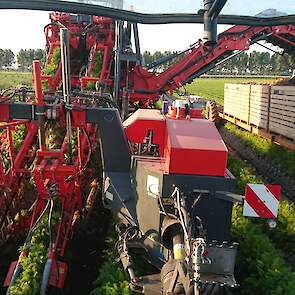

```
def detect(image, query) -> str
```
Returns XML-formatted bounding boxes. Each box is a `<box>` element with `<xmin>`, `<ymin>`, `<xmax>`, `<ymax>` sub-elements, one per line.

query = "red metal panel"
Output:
<box><xmin>0</xmin><ymin>103</ymin><xmax>9</xmax><ymax>121</ymax></box>
<box><xmin>243</xmin><ymin>184</ymin><xmax>281</xmax><ymax>218</ymax></box>
<box><xmin>3</xmin><ymin>261</ymin><xmax>17</xmax><ymax>287</ymax></box>
<box><xmin>124</xmin><ymin>109</ymin><xmax>166</xmax><ymax>156</ymax></box>
<box><xmin>164</xmin><ymin>119</ymin><xmax>228</xmax><ymax>176</ymax></box>
<box><xmin>49</xmin><ymin>260</ymin><xmax>68</xmax><ymax>289</ymax></box>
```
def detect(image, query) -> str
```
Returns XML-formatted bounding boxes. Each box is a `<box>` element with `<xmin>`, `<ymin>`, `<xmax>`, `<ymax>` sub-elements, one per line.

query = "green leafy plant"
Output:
<box><xmin>9</xmin><ymin>226</ymin><xmax>49</xmax><ymax>295</ymax></box>
<box><xmin>9</xmin><ymin>204</ymin><xmax>61</xmax><ymax>295</ymax></box>
<box><xmin>90</xmin><ymin>235</ymin><xmax>133</xmax><ymax>295</ymax></box>
<box><xmin>91</xmin><ymin>51</ymin><xmax>104</xmax><ymax>78</ymax></box>
<box><xmin>228</xmin><ymin>155</ymin><xmax>295</xmax><ymax>294</ymax></box>
<box><xmin>13</xmin><ymin>124</ymin><xmax>27</xmax><ymax>153</ymax></box>
<box><xmin>266</xmin><ymin>201</ymin><xmax>295</xmax><ymax>264</ymax></box>
<box><xmin>44</xmin><ymin>48</ymin><xmax>61</xmax><ymax>77</ymax></box>
<box><xmin>231</xmin><ymin>205</ymin><xmax>295</xmax><ymax>295</ymax></box>
<box><xmin>85</xmin><ymin>81</ymin><xmax>96</xmax><ymax>91</ymax></box>
<box><xmin>84</xmin><ymin>51</ymin><xmax>104</xmax><ymax>92</ymax></box>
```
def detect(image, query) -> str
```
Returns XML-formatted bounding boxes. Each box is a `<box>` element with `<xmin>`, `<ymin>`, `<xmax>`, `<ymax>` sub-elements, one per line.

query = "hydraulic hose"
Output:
<box><xmin>40</xmin><ymin>198</ymin><xmax>54</xmax><ymax>295</ymax></box>
<box><xmin>5</xmin><ymin>258</ymin><xmax>23</xmax><ymax>295</ymax></box>
<box><xmin>40</xmin><ymin>256</ymin><xmax>53</xmax><ymax>295</ymax></box>
<box><xmin>6</xmin><ymin>200</ymin><xmax>51</xmax><ymax>295</ymax></box>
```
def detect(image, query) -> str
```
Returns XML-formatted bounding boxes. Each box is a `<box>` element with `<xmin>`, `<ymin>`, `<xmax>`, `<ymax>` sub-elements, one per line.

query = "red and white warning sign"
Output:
<box><xmin>243</xmin><ymin>184</ymin><xmax>281</xmax><ymax>218</ymax></box>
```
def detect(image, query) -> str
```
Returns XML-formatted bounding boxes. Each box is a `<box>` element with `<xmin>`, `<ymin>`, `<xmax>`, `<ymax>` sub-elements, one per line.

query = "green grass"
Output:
<box><xmin>0</xmin><ymin>71</ymin><xmax>32</xmax><ymax>91</ymax></box>
<box><xmin>224</xmin><ymin>122</ymin><xmax>295</xmax><ymax>177</ymax></box>
<box><xmin>185</xmin><ymin>77</ymin><xmax>276</xmax><ymax>105</ymax></box>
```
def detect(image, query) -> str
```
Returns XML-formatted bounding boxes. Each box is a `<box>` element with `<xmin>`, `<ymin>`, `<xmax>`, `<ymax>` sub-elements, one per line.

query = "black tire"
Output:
<box><xmin>188</xmin><ymin>284</ymin><xmax>227</xmax><ymax>295</ymax></box>
<box><xmin>200</xmin><ymin>284</ymin><xmax>226</xmax><ymax>295</ymax></box>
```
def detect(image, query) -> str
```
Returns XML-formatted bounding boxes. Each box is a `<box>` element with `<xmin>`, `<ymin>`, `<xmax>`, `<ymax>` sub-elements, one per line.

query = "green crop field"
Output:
<box><xmin>185</xmin><ymin>77</ymin><xmax>277</xmax><ymax>104</ymax></box>
<box><xmin>0</xmin><ymin>71</ymin><xmax>31</xmax><ymax>91</ymax></box>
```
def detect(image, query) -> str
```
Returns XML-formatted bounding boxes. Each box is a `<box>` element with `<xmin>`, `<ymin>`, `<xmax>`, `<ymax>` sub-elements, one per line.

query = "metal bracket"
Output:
<box><xmin>215</xmin><ymin>191</ymin><xmax>244</xmax><ymax>204</ymax></box>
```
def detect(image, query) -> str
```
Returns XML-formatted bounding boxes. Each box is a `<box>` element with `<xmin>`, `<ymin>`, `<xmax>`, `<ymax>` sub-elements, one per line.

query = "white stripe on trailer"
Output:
<box><xmin>248</xmin><ymin>184</ymin><xmax>279</xmax><ymax>217</ymax></box>
<box><xmin>243</xmin><ymin>200</ymin><xmax>259</xmax><ymax>217</ymax></box>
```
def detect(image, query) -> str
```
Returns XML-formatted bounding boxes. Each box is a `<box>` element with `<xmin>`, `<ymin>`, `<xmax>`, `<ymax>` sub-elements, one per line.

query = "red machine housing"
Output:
<box><xmin>124</xmin><ymin>109</ymin><xmax>228</xmax><ymax>177</ymax></box>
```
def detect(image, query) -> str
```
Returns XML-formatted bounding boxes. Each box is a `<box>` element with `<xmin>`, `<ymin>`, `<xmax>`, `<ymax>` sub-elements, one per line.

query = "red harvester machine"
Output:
<box><xmin>0</xmin><ymin>0</ymin><xmax>294</xmax><ymax>294</ymax></box>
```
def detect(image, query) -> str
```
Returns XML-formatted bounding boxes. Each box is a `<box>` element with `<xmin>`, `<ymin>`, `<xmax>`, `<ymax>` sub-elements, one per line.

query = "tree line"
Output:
<box><xmin>0</xmin><ymin>49</ymin><xmax>46</xmax><ymax>71</ymax></box>
<box><xmin>142</xmin><ymin>50</ymin><xmax>294</xmax><ymax>75</ymax></box>
<box><xmin>0</xmin><ymin>48</ymin><xmax>293</xmax><ymax>76</ymax></box>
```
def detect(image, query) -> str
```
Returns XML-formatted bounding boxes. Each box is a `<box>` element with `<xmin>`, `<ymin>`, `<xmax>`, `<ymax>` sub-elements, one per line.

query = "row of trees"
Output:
<box><xmin>218</xmin><ymin>51</ymin><xmax>294</xmax><ymax>75</ymax></box>
<box><xmin>0</xmin><ymin>49</ymin><xmax>46</xmax><ymax>71</ymax></box>
<box><xmin>0</xmin><ymin>48</ymin><xmax>293</xmax><ymax>75</ymax></box>
<box><xmin>0</xmin><ymin>49</ymin><xmax>15</xmax><ymax>68</ymax></box>
<box><xmin>142</xmin><ymin>50</ymin><xmax>294</xmax><ymax>75</ymax></box>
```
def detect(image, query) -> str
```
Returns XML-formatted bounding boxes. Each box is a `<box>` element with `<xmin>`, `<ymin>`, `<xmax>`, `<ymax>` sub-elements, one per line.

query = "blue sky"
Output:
<box><xmin>85</xmin><ymin>0</ymin><xmax>295</xmax><ymax>15</ymax></box>
<box><xmin>0</xmin><ymin>1</ymin><xmax>293</xmax><ymax>53</ymax></box>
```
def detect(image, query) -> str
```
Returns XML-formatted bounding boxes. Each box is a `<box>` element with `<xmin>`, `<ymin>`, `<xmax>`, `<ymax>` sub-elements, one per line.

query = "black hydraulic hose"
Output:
<box><xmin>40</xmin><ymin>258</ymin><xmax>53</xmax><ymax>295</ymax></box>
<box><xmin>41</xmin><ymin>257</ymin><xmax>53</xmax><ymax>295</ymax></box>
<box><xmin>26</xmin><ymin>200</ymin><xmax>51</xmax><ymax>243</ymax></box>
<box><xmin>146</xmin><ymin>50</ymin><xmax>188</xmax><ymax>70</ymax></box>
<box><xmin>48</xmin><ymin>199</ymin><xmax>54</xmax><ymax>247</ymax></box>
<box><xmin>0</xmin><ymin>0</ymin><xmax>294</xmax><ymax>25</ymax></box>
<box><xmin>40</xmin><ymin>198</ymin><xmax>54</xmax><ymax>295</ymax></box>
<box><xmin>208</xmin><ymin>0</ymin><xmax>228</xmax><ymax>19</ymax></box>
<box><xmin>0</xmin><ymin>89</ymin><xmax>16</xmax><ymax>103</ymax></box>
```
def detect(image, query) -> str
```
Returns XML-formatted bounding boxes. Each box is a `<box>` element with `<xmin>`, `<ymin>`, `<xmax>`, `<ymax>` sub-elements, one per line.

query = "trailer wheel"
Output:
<box><xmin>205</xmin><ymin>100</ymin><xmax>220</xmax><ymax>126</ymax></box>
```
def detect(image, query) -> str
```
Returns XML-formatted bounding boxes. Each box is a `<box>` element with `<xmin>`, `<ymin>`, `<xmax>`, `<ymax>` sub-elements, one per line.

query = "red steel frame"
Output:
<box><xmin>43</xmin><ymin>12</ymin><xmax>115</xmax><ymax>91</ymax></box>
<box><xmin>130</xmin><ymin>24</ymin><xmax>295</xmax><ymax>104</ymax></box>
<box><xmin>41</xmin><ymin>13</ymin><xmax>295</xmax><ymax>105</ymax></box>
<box><xmin>1</xmin><ymin>60</ymin><xmax>98</xmax><ymax>289</ymax></box>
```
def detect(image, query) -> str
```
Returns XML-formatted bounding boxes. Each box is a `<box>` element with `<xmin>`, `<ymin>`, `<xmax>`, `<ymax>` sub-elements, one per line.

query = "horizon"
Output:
<box><xmin>0</xmin><ymin>9</ymin><xmax>286</xmax><ymax>56</ymax></box>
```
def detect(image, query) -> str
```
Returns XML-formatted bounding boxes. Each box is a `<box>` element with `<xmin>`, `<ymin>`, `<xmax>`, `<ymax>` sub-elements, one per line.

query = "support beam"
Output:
<box><xmin>60</xmin><ymin>28</ymin><xmax>73</xmax><ymax>165</ymax></box>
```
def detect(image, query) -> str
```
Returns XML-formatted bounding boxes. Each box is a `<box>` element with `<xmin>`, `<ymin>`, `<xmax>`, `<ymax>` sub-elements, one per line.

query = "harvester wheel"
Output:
<box><xmin>187</xmin><ymin>284</ymin><xmax>226</xmax><ymax>295</ymax></box>
<box><xmin>200</xmin><ymin>284</ymin><xmax>226</xmax><ymax>295</ymax></box>
<box><xmin>205</xmin><ymin>100</ymin><xmax>220</xmax><ymax>126</ymax></box>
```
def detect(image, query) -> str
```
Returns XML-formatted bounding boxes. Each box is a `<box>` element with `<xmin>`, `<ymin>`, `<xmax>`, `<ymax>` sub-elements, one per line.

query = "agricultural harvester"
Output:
<box><xmin>0</xmin><ymin>0</ymin><xmax>294</xmax><ymax>294</ymax></box>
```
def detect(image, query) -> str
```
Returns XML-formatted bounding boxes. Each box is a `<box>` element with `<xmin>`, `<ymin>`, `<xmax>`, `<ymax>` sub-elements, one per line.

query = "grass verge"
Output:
<box><xmin>185</xmin><ymin>77</ymin><xmax>276</xmax><ymax>105</ymax></box>
<box><xmin>0</xmin><ymin>71</ymin><xmax>31</xmax><ymax>91</ymax></box>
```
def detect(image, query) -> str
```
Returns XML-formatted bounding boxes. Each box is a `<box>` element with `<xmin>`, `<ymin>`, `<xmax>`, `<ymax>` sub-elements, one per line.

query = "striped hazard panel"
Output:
<box><xmin>243</xmin><ymin>184</ymin><xmax>281</xmax><ymax>218</ymax></box>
